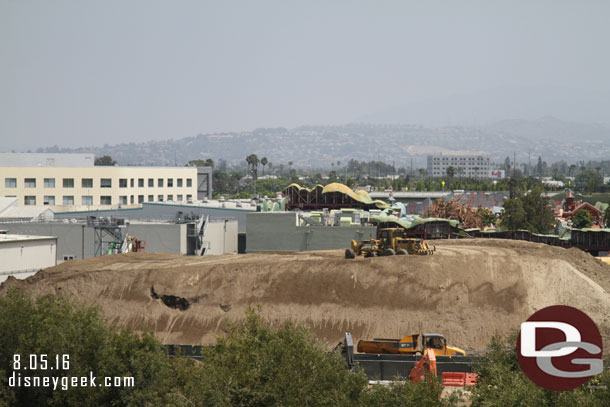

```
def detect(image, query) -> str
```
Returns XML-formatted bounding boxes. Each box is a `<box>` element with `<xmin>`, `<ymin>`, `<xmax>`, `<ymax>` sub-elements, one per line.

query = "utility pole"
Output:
<box><xmin>513</xmin><ymin>152</ymin><xmax>516</xmax><ymax>178</ymax></box>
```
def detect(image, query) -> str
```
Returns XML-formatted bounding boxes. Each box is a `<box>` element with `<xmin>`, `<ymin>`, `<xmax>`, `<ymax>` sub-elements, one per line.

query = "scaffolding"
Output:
<box><xmin>87</xmin><ymin>216</ymin><xmax>128</xmax><ymax>256</ymax></box>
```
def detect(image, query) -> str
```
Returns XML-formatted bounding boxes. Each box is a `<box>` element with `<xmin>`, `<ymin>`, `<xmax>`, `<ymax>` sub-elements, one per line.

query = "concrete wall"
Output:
<box><xmin>1</xmin><ymin>223</ymin><xmax>185</xmax><ymax>261</ymax></box>
<box><xmin>0</xmin><ymin>237</ymin><xmax>57</xmax><ymax>282</ymax></box>
<box><xmin>246</xmin><ymin>212</ymin><xmax>376</xmax><ymax>252</ymax></box>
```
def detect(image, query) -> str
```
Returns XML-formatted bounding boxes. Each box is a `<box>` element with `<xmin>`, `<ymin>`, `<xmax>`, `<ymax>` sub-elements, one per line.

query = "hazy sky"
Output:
<box><xmin>1</xmin><ymin>1</ymin><xmax>609</xmax><ymax>150</ymax></box>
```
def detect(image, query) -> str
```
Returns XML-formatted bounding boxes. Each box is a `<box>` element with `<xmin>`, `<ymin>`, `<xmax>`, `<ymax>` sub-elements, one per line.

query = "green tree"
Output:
<box><xmin>604</xmin><ymin>204</ymin><xmax>610</xmax><ymax>227</ymax></box>
<box><xmin>572</xmin><ymin>209</ymin><xmax>593</xmax><ymax>229</ymax></box>
<box><xmin>446</xmin><ymin>166</ymin><xmax>455</xmax><ymax>178</ymax></box>
<box><xmin>190</xmin><ymin>309</ymin><xmax>368</xmax><ymax>407</ymax></box>
<box><xmin>0</xmin><ymin>291</ymin><xmax>186</xmax><ymax>407</ymax></box>
<box><xmin>186</xmin><ymin>158</ymin><xmax>214</xmax><ymax>167</ymax></box>
<box><xmin>471</xmin><ymin>333</ymin><xmax>608</xmax><ymax>407</ymax></box>
<box><xmin>575</xmin><ymin>170</ymin><xmax>603</xmax><ymax>193</ymax></box>
<box><xmin>94</xmin><ymin>155</ymin><xmax>116</xmax><ymax>166</ymax></box>
<box><xmin>501</xmin><ymin>188</ymin><xmax>554</xmax><ymax>233</ymax></box>
<box><xmin>500</xmin><ymin>198</ymin><xmax>526</xmax><ymax>230</ymax></box>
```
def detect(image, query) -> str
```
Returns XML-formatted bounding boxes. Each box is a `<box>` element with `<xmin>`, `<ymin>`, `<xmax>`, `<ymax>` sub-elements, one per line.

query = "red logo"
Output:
<box><xmin>517</xmin><ymin>305</ymin><xmax>603</xmax><ymax>391</ymax></box>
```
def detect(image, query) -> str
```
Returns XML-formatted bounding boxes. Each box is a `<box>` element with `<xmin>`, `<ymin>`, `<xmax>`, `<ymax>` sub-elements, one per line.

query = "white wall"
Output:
<box><xmin>203</xmin><ymin>219</ymin><xmax>238</xmax><ymax>255</ymax></box>
<box><xmin>0</xmin><ymin>238</ymin><xmax>57</xmax><ymax>282</ymax></box>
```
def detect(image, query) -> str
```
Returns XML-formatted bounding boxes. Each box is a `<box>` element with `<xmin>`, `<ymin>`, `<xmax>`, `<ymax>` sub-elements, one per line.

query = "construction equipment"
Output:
<box><xmin>357</xmin><ymin>333</ymin><xmax>466</xmax><ymax>356</ymax></box>
<box><xmin>345</xmin><ymin>228</ymin><xmax>435</xmax><ymax>258</ymax></box>
<box><xmin>338</xmin><ymin>333</ymin><xmax>477</xmax><ymax>386</ymax></box>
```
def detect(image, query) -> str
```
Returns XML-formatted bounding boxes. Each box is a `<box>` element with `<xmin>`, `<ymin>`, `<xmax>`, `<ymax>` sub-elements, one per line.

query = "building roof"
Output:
<box><xmin>0</xmin><ymin>153</ymin><xmax>94</xmax><ymax>167</ymax></box>
<box><xmin>0</xmin><ymin>234</ymin><xmax>57</xmax><ymax>243</ymax></box>
<box><xmin>0</xmin><ymin>197</ymin><xmax>18</xmax><ymax>215</ymax></box>
<box><xmin>0</xmin><ymin>206</ymin><xmax>54</xmax><ymax>221</ymax></box>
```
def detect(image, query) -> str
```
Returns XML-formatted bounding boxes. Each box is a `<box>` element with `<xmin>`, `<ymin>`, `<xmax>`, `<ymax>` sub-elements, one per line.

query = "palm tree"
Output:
<box><xmin>261</xmin><ymin>157</ymin><xmax>268</xmax><ymax>176</ymax></box>
<box><xmin>246</xmin><ymin>154</ymin><xmax>260</xmax><ymax>196</ymax></box>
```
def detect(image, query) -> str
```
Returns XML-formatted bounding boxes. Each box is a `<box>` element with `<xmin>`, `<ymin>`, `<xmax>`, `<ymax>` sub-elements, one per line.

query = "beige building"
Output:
<box><xmin>427</xmin><ymin>152</ymin><xmax>491</xmax><ymax>178</ymax></box>
<box><xmin>0</xmin><ymin>166</ymin><xmax>201</xmax><ymax>210</ymax></box>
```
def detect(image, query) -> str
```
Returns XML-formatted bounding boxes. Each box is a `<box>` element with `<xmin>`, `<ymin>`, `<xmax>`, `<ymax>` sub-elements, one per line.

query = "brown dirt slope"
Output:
<box><xmin>2</xmin><ymin>239</ymin><xmax>610</xmax><ymax>354</ymax></box>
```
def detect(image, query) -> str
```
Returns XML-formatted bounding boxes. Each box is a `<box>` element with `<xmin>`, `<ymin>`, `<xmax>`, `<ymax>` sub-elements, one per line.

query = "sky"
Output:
<box><xmin>1</xmin><ymin>1</ymin><xmax>609</xmax><ymax>150</ymax></box>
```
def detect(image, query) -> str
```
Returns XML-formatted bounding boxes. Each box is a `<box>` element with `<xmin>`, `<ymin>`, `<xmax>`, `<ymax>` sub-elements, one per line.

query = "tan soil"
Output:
<box><xmin>2</xmin><ymin>239</ymin><xmax>610</xmax><ymax>354</ymax></box>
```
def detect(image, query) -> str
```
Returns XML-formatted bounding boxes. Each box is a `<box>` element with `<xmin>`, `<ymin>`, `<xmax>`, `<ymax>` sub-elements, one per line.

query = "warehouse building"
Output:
<box><xmin>0</xmin><ymin>153</ymin><xmax>212</xmax><ymax>209</ymax></box>
<box><xmin>1</xmin><ymin>217</ymin><xmax>238</xmax><ymax>262</ymax></box>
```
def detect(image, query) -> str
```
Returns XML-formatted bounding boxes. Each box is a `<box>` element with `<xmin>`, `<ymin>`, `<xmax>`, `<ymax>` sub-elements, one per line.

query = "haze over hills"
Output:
<box><xmin>24</xmin><ymin>117</ymin><xmax>610</xmax><ymax>169</ymax></box>
<box><xmin>356</xmin><ymin>85</ymin><xmax>610</xmax><ymax>126</ymax></box>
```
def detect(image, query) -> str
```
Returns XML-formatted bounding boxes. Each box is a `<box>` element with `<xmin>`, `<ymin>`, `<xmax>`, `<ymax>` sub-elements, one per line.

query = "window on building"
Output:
<box><xmin>100</xmin><ymin>196</ymin><xmax>112</xmax><ymax>205</ymax></box>
<box><xmin>5</xmin><ymin>178</ymin><xmax>16</xmax><ymax>188</ymax></box>
<box><xmin>130</xmin><ymin>179</ymin><xmax>134</xmax><ymax>187</ymax></box>
<box><xmin>138</xmin><ymin>195</ymin><xmax>144</xmax><ymax>203</ymax></box>
<box><xmin>186</xmin><ymin>178</ymin><xmax>192</xmax><ymax>187</ymax></box>
<box><xmin>24</xmin><ymin>196</ymin><xmax>36</xmax><ymax>205</ymax></box>
<box><xmin>158</xmin><ymin>194</ymin><xmax>164</xmax><ymax>202</ymax></box>
<box><xmin>148</xmin><ymin>195</ymin><xmax>154</xmax><ymax>202</ymax></box>
<box><xmin>43</xmin><ymin>196</ymin><xmax>55</xmax><ymax>205</ymax></box>
<box><xmin>177</xmin><ymin>178</ymin><xmax>183</xmax><ymax>187</ymax></box>
<box><xmin>177</xmin><ymin>194</ymin><xmax>183</xmax><ymax>201</ymax></box>
<box><xmin>63</xmin><ymin>178</ymin><xmax>74</xmax><ymax>188</ymax></box>
<box><xmin>158</xmin><ymin>178</ymin><xmax>164</xmax><ymax>187</ymax></box>
<box><xmin>82</xmin><ymin>196</ymin><xmax>93</xmax><ymax>206</ymax></box>
<box><xmin>63</xmin><ymin>196</ymin><xmax>74</xmax><ymax>205</ymax></box>
<box><xmin>119</xmin><ymin>178</ymin><xmax>128</xmax><ymax>188</ymax></box>
<box><xmin>24</xmin><ymin>178</ymin><xmax>36</xmax><ymax>188</ymax></box>
<box><xmin>138</xmin><ymin>178</ymin><xmax>144</xmax><ymax>187</ymax></box>
<box><xmin>119</xmin><ymin>196</ymin><xmax>128</xmax><ymax>205</ymax></box>
<box><xmin>148</xmin><ymin>178</ymin><xmax>154</xmax><ymax>187</ymax></box>
<box><xmin>101</xmin><ymin>178</ymin><xmax>112</xmax><ymax>188</ymax></box>
<box><xmin>44</xmin><ymin>178</ymin><xmax>55</xmax><ymax>188</ymax></box>
<box><xmin>167</xmin><ymin>194</ymin><xmax>173</xmax><ymax>201</ymax></box>
<box><xmin>167</xmin><ymin>178</ymin><xmax>173</xmax><ymax>187</ymax></box>
<box><xmin>82</xmin><ymin>178</ymin><xmax>93</xmax><ymax>188</ymax></box>
<box><xmin>130</xmin><ymin>195</ymin><xmax>134</xmax><ymax>204</ymax></box>
<box><xmin>186</xmin><ymin>194</ymin><xmax>192</xmax><ymax>202</ymax></box>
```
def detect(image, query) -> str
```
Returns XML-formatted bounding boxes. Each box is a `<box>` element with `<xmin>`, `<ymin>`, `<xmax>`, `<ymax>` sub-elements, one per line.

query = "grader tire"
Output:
<box><xmin>396</xmin><ymin>249</ymin><xmax>408</xmax><ymax>255</ymax></box>
<box><xmin>345</xmin><ymin>248</ymin><xmax>356</xmax><ymax>259</ymax></box>
<box><xmin>383</xmin><ymin>249</ymin><xmax>395</xmax><ymax>256</ymax></box>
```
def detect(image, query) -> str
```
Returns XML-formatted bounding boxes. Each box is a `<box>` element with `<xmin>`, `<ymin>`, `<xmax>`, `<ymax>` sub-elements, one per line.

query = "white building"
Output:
<box><xmin>0</xmin><ymin>233</ymin><xmax>57</xmax><ymax>283</ymax></box>
<box><xmin>427</xmin><ymin>152</ymin><xmax>491</xmax><ymax>178</ymax></box>
<box><xmin>0</xmin><ymin>153</ymin><xmax>212</xmax><ymax>210</ymax></box>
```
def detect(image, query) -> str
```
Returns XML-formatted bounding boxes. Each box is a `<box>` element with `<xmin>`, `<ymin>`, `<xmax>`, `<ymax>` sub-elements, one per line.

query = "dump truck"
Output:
<box><xmin>338</xmin><ymin>333</ymin><xmax>477</xmax><ymax>386</ymax></box>
<box><xmin>357</xmin><ymin>333</ymin><xmax>466</xmax><ymax>356</ymax></box>
<box><xmin>345</xmin><ymin>228</ymin><xmax>435</xmax><ymax>258</ymax></box>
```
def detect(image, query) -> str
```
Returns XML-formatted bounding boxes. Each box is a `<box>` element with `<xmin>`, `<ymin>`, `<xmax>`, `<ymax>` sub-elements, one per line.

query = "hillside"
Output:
<box><xmin>2</xmin><ymin>239</ymin><xmax>609</xmax><ymax>354</ymax></box>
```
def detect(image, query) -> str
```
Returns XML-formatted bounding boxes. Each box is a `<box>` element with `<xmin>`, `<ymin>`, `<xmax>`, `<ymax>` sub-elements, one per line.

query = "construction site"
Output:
<box><xmin>3</xmin><ymin>237</ymin><xmax>609</xmax><ymax>350</ymax></box>
<box><xmin>2</xmin><ymin>179</ymin><xmax>610</xmax><ymax>394</ymax></box>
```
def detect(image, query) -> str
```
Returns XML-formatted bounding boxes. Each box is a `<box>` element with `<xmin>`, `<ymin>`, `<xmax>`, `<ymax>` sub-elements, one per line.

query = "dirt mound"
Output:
<box><xmin>3</xmin><ymin>239</ymin><xmax>610</xmax><ymax>353</ymax></box>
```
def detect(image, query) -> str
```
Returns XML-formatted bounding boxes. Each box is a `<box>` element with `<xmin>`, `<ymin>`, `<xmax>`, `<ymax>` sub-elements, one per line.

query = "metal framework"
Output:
<box><xmin>87</xmin><ymin>216</ymin><xmax>127</xmax><ymax>256</ymax></box>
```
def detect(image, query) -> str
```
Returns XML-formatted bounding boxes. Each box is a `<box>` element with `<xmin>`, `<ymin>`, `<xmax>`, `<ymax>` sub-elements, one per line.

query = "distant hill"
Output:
<box><xmin>36</xmin><ymin>118</ymin><xmax>610</xmax><ymax>169</ymax></box>
<box><xmin>356</xmin><ymin>85</ymin><xmax>610</xmax><ymax>126</ymax></box>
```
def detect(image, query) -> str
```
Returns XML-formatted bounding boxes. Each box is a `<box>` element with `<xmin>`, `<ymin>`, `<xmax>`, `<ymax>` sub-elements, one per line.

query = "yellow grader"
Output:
<box><xmin>345</xmin><ymin>228</ymin><xmax>435</xmax><ymax>258</ymax></box>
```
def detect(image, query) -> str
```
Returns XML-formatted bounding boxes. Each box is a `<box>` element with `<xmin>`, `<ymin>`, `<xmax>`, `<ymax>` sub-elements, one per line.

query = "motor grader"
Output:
<box><xmin>345</xmin><ymin>228</ymin><xmax>435</xmax><ymax>259</ymax></box>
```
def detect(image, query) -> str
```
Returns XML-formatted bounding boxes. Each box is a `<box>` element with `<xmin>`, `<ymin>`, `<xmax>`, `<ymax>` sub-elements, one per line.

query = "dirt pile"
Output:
<box><xmin>2</xmin><ymin>239</ymin><xmax>610</xmax><ymax>353</ymax></box>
